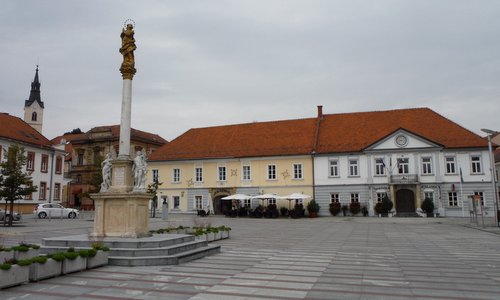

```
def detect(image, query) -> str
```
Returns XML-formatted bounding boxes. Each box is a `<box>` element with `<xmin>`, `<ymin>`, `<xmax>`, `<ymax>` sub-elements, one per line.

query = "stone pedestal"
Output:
<box><xmin>109</xmin><ymin>158</ymin><xmax>134</xmax><ymax>193</ymax></box>
<box><xmin>91</xmin><ymin>192</ymin><xmax>151</xmax><ymax>238</ymax></box>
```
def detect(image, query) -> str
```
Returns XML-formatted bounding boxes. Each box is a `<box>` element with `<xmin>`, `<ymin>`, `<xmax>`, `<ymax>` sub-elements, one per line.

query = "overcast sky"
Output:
<box><xmin>1</xmin><ymin>1</ymin><xmax>499</xmax><ymax>141</ymax></box>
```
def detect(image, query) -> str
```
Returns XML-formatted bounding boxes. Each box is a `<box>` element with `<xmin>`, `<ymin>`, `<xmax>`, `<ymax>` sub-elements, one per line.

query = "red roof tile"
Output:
<box><xmin>316</xmin><ymin>108</ymin><xmax>487</xmax><ymax>153</ymax></box>
<box><xmin>0</xmin><ymin>112</ymin><xmax>53</xmax><ymax>148</ymax></box>
<box><xmin>149</xmin><ymin>118</ymin><xmax>317</xmax><ymax>161</ymax></box>
<box><xmin>149</xmin><ymin>107</ymin><xmax>488</xmax><ymax>161</ymax></box>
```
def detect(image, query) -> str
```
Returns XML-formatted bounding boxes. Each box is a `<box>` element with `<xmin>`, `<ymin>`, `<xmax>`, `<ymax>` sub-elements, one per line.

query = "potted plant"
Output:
<box><xmin>0</xmin><ymin>246</ymin><xmax>13</xmax><ymax>263</ymax></box>
<box><xmin>280</xmin><ymin>207</ymin><xmax>289</xmax><ymax>217</ymax></box>
<box><xmin>87</xmin><ymin>243</ymin><xmax>110</xmax><ymax>269</ymax></box>
<box><xmin>0</xmin><ymin>258</ymin><xmax>32</xmax><ymax>289</ymax></box>
<box><xmin>421</xmin><ymin>197</ymin><xmax>435</xmax><ymax>217</ymax></box>
<box><xmin>29</xmin><ymin>255</ymin><xmax>62</xmax><ymax>281</ymax></box>
<box><xmin>218</xmin><ymin>226</ymin><xmax>231</xmax><ymax>239</ymax></box>
<box><xmin>380</xmin><ymin>194</ymin><xmax>393</xmax><ymax>217</ymax></box>
<box><xmin>329</xmin><ymin>202</ymin><xmax>341</xmax><ymax>216</ymax></box>
<box><xmin>306</xmin><ymin>200</ymin><xmax>320</xmax><ymax>218</ymax></box>
<box><xmin>349</xmin><ymin>202</ymin><xmax>361</xmax><ymax>215</ymax></box>
<box><xmin>290</xmin><ymin>203</ymin><xmax>305</xmax><ymax>219</ymax></box>
<box><xmin>13</xmin><ymin>243</ymin><xmax>40</xmax><ymax>260</ymax></box>
<box><xmin>61</xmin><ymin>248</ymin><xmax>87</xmax><ymax>274</ymax></box>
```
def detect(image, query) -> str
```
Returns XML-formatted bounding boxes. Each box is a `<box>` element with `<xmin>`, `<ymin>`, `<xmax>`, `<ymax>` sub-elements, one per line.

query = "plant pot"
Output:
<box><xmin>206</xmin><ymin>233</ymin><xmax>215</xmax><ymax>242</ymax></box>
<box><xmin>0</xmin><ymin>251</ymin><xmax>13</xmax><ymax>263</ymax></box>
<box><xmin>87</xmin><ymin>251</ymin><xmax>109</xmax><ymax>269</ymax></box>
<box><xmin>221</xmin><ymin>231</ymin><xmax>229</xmax><ymax>239</ymax></box>
<box><xmin>62</xmin><ymin>256</ymin><xmax>87</xmax><ymax>274</ymax></box>
<box><xmin>29</xmin><ymin>258</ymin><xmax>61</xmax><ymax>281</ymax></box>
<box><xmin>196</xmin><ymin>234</ymin><xmax>207</xmax><ymax>241</ymax></box>
<box><xmin>14</xmin><ymin>248</ymin><xmax>40</xmax><ymax>261</ymax></box>
<box><xmin>0</xmin><ymin>265</ymin><xmax>30</xmax><ymax>289</ymax></box>
<box><xmin>214</xmin><ymin>232</ymin><xmax>222</xmax><ymax>240</ymax></box>
<box><xmin>426</xmin><ymin>212</ymin><xmax>434</xmax><ymax>218</ymax></box>
<box><xmin>309</xmin><ymin>212</ymin><xmax>318</xmax><ymax>218</ymax></box>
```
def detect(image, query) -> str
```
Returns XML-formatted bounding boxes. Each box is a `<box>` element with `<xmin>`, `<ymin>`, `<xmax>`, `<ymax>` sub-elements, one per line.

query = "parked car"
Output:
<box><xmin>33</xmin><ymin>203</ymin><xmax>79</xmax><ymax>219</ymax></box>
<box><xmin>0</xmin><ymin>208</ymin><xmax>22</xmax><ymax>222</ymax></box>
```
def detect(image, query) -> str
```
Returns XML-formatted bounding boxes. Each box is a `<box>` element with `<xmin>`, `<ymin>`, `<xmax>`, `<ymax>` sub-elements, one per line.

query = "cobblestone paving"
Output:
<box><xmin>2</xmin><ymin>215</ymin><xmax>500</xmax><ymax>299</ymax></box>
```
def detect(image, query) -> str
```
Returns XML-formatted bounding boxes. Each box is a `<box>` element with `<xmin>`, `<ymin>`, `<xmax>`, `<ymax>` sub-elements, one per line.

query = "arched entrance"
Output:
<box><xmin>213</xmin><ymin>195</ymin><xmax>234</xmax><ymax>215</ymax></box>
<box><xmin>396</xmin><ymin>189</ymin><xmax>415</xmax><ymax>213</ymax></box>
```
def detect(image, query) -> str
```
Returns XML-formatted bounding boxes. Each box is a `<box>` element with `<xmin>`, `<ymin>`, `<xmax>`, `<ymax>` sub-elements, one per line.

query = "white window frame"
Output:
<box><xmin>195</xmin><ymin>167</ymin><xmax>203</xmax><ymax>182</ymax></box>
<box><xmin>445</xmin><ymin>156</ymin><xmax>456</xmax><ymax>174</ymax></box>
<box><xmin>330</xmin><ymin>193</ymin><xmax>339</xmax><ymax>203</ymax></box>
<box><xmin>397</xmin><ymin>157</ymin><xmax>409</xmax><ymax>174</ymax></box>
<box><xmin>152</xmin><ymin>169</ymin><xmax>159</xmax><ymax>182</ymax></box>
<box><xmin>329</xmin><ymin>159</ymin><xmax>339</xmax><ymax>177</ymax></box>
<box><xmin>471</xmin><ymin>155</ymin><xmax>482</xmax><ymax>174</ymax></box>
<box><xmin>421</xmin><ymin>157</ymin><xmax>433</xmax><ymax>175</ymax></box>
<box><xmin>268</xmin><ymin>164</ymin><xmax>277</xmax><ymax>180</ymax></box>
<box><xmin>350</xmin><ymin>193</ymin><xmax>359</xmax><ymax>203</ymax></box>
<box><xmin>424</xmin><ymin>191</ymin><xmax>434</xmax><ymax>201</ymax></box>
<box><xmin>348</xmin><ymin>159</ymin><xmax>359</xmax><ymax>177</ymax></box>
<box><xmin>376</xmin><ymin>192</ymin><xmax>386</xmax><ymax>202</ymax></box>
<box><xmin>218</xmin><ymin>165</ymin><xmax>227</xmax><ymax>181</ymax></box>
<box><xmin>448</xmin><ymin>192</ymin><xmax>458</xmax><ymax>207</ymax></box>
<box><xmin>173</xmin><ymin>196</ymin><xmax>180</xmax><ymax>209</ymax></box>
<box><xmin>293</xmin><ymin>163</ymin><xmax>303</xmax><ymax>179</ymax></box>
<box><xmin>242</xmin><ymin>165</ymin><xmax>251</xmax><ymax>181</ymax></box>
<box><xmin>195</xmin><ymin>195</ymin><xmax>203</xmax><ymax>209</ymax></box>
<box><xmin>268</xmin><ymin>198</ymin><xmax>276</xmax><ymax>205</ymax></box>
<box><xmin>374</xmin><ymin>158</ymin><xmax>385</xmax><ymax>176</ymax></box>
<box><xmin>172</xmin><ymin>168</ymin><xmax>180</xmax><ymax>183</ymax></box>
<box><xmin>243</xmin><ymin>199</ymin><xmax>251</xmax><ymax>208</ymax></box>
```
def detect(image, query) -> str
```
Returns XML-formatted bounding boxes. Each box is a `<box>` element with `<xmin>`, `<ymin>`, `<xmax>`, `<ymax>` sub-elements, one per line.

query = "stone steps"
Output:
<box><xmin>41</xmin><ymin>234</ymin><xmax>221</xmax><ymax>266</ymax></box>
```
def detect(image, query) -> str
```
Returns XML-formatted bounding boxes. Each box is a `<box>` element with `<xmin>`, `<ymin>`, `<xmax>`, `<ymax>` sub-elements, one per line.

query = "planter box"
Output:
<box><xmin>29</xmin><ymin>259</ymin><xmax>61</xmax><ymax>281</ymax></box>
<box><xmin>206</xmin><ymin>233</ymin><xmax>215</xmax><ymax>242</ymax></box>
<box><xmin>14</xmin><ymin>248</ymin><xmax>40</xmax><ymax>261</ymax></box>
<box><xmin>87</xmin><ymin>251</ymin><xmax>109</xmax><ymax>269</ymax></box>
<box><xmin>0</xmin><ymin>265</ymin><xmax>30</xmax><ymax>289</ymax></box>
<box><xmin>0</xmin><ymin>251</ymin><xmax>13</xmax><ymax>263</ymax></box>
<box><xmin>220</xmin><ymin>231</ymin><xmax>230</xmax><ymax>239</ymax></box>
<box><xmin>213</xmin><ymin>232</ymin><xmax>221</xmax><ymax>240</ymax></box>
<box><xmin>62</xmin><ymin>256</ymin><xmax>87</xmax><ymax>274</ymax></box>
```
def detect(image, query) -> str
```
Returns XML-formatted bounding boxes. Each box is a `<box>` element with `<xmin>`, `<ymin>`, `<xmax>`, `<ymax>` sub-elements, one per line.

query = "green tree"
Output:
<box><xmin>0</xmin><ymin>145</ymin><xmax>37</xmax><ymax>226</ymax></box>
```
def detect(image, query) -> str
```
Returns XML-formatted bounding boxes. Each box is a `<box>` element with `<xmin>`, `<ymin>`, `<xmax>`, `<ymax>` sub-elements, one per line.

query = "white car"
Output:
<box><xmin>33</xmin><ymin>203</ymin><xmax>79</xmax><ymax>219</ymax></box>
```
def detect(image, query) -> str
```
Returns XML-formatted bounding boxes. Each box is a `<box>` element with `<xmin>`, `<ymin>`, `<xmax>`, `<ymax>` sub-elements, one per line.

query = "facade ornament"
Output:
<box><xmin>100</xmin><ymin>153</ymin><xmax>113</xmax><ymax>192</ymax></box>
<box><xmin>281</xmin><ymin>170</ymin><xmax>290</xmax><ymax>179</ymax></box>
<box><xmin>119</xmin><ymin>22</ymin><xmax>137</xmax><ymax>80</ymax></box>
<box><xmin>230</xmin><ymin>169</ymin><xmax>238</xmax><ymax>177</ymax></box>
<box><xmin>132</xmin><ymin>151</ymin><xmax>147</xmax><ymax>191</ymax></box>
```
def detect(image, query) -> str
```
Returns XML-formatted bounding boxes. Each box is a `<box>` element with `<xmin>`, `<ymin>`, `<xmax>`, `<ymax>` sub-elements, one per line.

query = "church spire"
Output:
<box><xmin>25</xmin><ymin>65</ymin><xmax>44</xmax><ymax>108</ymax></box>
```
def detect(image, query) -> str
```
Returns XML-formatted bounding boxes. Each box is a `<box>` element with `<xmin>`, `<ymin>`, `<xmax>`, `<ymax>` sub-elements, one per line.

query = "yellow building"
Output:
<box><xmin>148</xmin><ymin>117</ymin><xmax>318</xmax><ymax>214</ymax></box>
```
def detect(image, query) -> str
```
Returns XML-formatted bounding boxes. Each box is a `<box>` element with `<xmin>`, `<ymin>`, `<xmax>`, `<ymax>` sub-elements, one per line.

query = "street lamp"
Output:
<box><xmin>481</xmin><ymin>128</ymin><xmax>499</xmax><ymax>227</ymax></box>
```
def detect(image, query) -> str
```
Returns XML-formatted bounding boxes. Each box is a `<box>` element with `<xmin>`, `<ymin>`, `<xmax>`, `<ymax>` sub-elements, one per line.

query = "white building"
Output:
<box><xmin>313</xmin><ymin>107</ymin><xmax>492</xmax><ymax>217</ymax></box>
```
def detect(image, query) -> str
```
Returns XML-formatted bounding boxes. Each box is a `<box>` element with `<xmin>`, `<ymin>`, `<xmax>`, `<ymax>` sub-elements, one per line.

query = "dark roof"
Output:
<box><xmin>69</xmin><ymin>125</ymin><xmax>167</xmax><ymax>146</ymax></box>
<box><xmin>24</xmin><ymin>66</ymin><xmax>44</xmax><ymax>109</ymax></box>
<box><xmin>0</xmin><ymin>112</ymin><xmax>52</xmax><ymax>148</ymax></box>
<box><xmin>149</xmin><ymin>107</ymin><xmax>488</xmax><ymax>161</ymax></box>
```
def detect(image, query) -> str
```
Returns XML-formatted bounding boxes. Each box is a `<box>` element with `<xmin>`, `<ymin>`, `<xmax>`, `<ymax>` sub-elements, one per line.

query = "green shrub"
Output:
<box><xmin>88</xmin><ymin>249</ymin><xmax>97</xmax><ymax>257</ymax></box>
<box><xmin>381</xmin><ymin>194</ymin><xmax>393</xmax><ymax>214</ymax></box>
<box><xmin>64</xmin><ymin>252</ymin><xmax>79</xmax><ymax>260</ymax></box>
<box><xmin>12</xmin><ymin>245</ymin><xmax>30</xmax><ymax>252</ymax></box>
<box><xmin>421</xmin><ymin>197</ymin><xmax>435</xmax><ymax>214</ymax></box>
<box><xmin>329</xmin><ymin>202</ymin><xmax>341</xmax><ymax>216</ymax></box>
<box><xmin>16</xmin><ymin>259</ymin><xmax>32</xmax><ymax>266</ymax></box>
<box><xmin>50</xmin><ymin>252</ymin><xmax>66</xmax><ymax>262</ymax></box>
<box><xmin>68</xmin><ymin>247</ymin><xmax>75</xmax><ymax>253</ymax></box>
<box><xmin>78</xmin><ymin>249</ymin><xmax>91</xmax><ymax>257</ymax></box>
<box><xmin>0</xmin><ymin>263</ymin><xmax>12</xmax><ymax>270</ymax></box>
<box><xmin>349</xmin><ymin>202</ymin><xmax>361</xmax><ymax>215</ymax></box>
<box><xmin>0</xmin><ymin>246</ymin><xmax>12</xmax><ymax>252</ymax></box>
<box><xmin>30</xmin><ymin>244</ymin><xmax>40</xmax><ymax>250</ymax></box>
<box><xmin>32</xmin><ymin>256</ymin><xmax>48</xmax><ymax>264</ymax></box>
<box><xmin>306</xmin><ymin>200</ymin><xmax>320</xmax><ymax>214</ymax></box>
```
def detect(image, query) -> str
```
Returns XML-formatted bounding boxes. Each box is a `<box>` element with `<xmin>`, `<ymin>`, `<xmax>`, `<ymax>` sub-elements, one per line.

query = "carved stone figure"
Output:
<box><xmin>119</xmin><ymin>23</ymin><xmax>137</xmax><ymax>79</ymax></box>
<box><xmin>100</xmin><ymin>153</ymin><xmax>113</xmax><ymax>192</ymax></box>
<box><xmin>132</xmin><ymin>151</ymin><xmax>147</xmax><ymax>191</ymax></box>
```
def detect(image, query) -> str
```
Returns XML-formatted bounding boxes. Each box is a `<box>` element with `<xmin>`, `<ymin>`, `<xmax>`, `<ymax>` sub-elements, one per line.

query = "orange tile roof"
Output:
<box><xmin>149</xmin><ymin>118</ymin><xmax>318</xmax><ymax>161</ymax></box>
<box><xmin>149</xmin><ymin>107</ymin><xmax>488</xmax><ymax>161</ymax></box>
<box><xmin>316</xmin><ymin>108</ymin><xmax>487</xmax><ymax>153</ymax></box>
<box><xmin>0</xmin><ymin>112</ymin><xmax>53</xmax><ymax>148</ymax></box>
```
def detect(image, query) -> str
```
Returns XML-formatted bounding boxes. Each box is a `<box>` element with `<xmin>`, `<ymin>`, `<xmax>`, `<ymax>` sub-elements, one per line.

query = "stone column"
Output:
<box><xmin>118</xmin><ymin>79</ymin><xmax>132</xmax><ymax>158</ymax></box>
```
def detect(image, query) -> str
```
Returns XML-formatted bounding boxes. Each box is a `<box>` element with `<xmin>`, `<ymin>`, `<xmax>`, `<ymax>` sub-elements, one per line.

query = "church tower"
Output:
<box><xmin>23</xmin><ymin>66</ymin><xmax>44</xmax><ymax>133</ymax></box>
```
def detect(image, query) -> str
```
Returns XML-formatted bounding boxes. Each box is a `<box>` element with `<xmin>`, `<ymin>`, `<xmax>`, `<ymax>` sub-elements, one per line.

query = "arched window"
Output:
<box><xmin>32</xmin><ymin>112</ymin><xmax>37</xmax><ymax>121</ymax></box>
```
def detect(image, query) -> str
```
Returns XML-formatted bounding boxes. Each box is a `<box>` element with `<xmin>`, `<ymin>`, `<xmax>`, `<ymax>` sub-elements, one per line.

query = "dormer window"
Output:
<box><xmin>32</xmin><ymin>112</ymin><xmax>37</xmax><ymax>121</ymax></box>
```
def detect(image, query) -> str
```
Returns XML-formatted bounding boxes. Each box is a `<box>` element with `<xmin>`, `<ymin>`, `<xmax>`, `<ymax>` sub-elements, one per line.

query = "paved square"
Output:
<box><xmin>2</xmin><ymin>215</ymin><xmax>500</xmax><ymax>299</ymax></box>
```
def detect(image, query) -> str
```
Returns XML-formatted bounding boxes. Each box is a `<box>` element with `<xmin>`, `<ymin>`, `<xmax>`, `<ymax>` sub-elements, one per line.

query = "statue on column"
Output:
<box><xmin>132</xmin><ymin>151</ymin><xmax>147</xmax><ymax>191</ymax></box>
<box><xmin>100</xmin><ymin>153</ymin><xmax>113</xmax><ymax>192</ymax></box>
<box><xmin>119</xmin><ymin>22</ymin><xmax>137</xmax><ymax>79</ymax></box>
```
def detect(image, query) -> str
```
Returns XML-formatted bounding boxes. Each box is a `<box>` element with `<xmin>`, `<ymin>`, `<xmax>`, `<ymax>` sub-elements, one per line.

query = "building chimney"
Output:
<box><xmin>317</xmin><ymin>105</ymin><xmax>323</xmax><ymax>120</ymax></box>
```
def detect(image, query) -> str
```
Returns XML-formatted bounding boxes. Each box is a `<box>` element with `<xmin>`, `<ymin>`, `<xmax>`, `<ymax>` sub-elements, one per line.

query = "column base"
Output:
<box><xmin>91</xmin><ymin>192</ymin><xmax>151</xmax><ymax>238</ymax></box>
